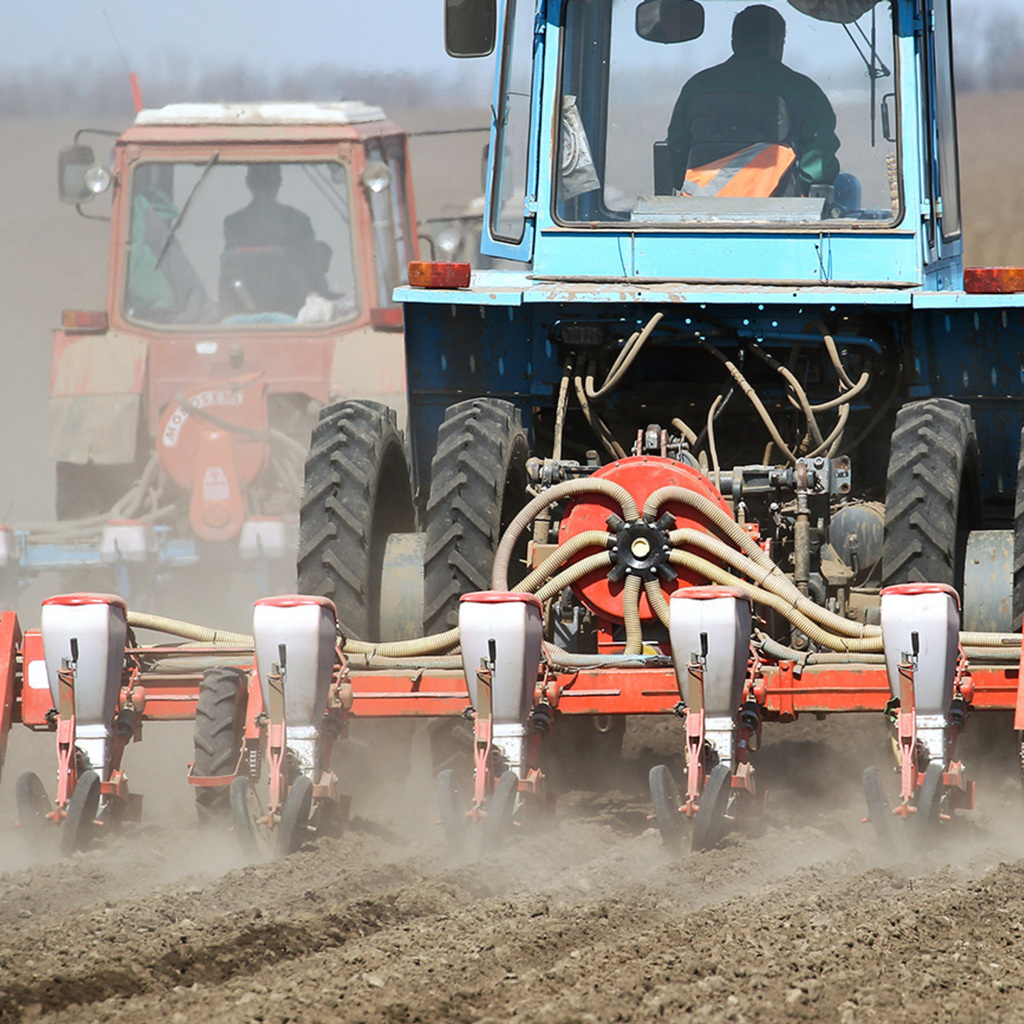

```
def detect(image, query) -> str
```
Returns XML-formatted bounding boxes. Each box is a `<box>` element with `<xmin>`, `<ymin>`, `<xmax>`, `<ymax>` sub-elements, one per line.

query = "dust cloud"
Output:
<box><xmin>2</xmin><ymin>97</ymin><xmax>1024</xmax><ymax>1022</ymax></box>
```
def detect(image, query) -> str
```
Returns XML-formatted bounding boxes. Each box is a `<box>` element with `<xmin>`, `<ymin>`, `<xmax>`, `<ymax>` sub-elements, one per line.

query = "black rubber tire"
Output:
<box><xmin>915</xmin><ymin>762</ymin><xmax>945</xmax><ymax>835</ymax></box>
<box><xmin>649</xmin><ymin>764</ymin><xmax>687</xmax><ymax>856</ymax></box>
<box><xmin>436</xmin><ymin>768</ymin><xmax>471</xmax><ymax>855</ymax></box>
<box><xmin>230</xmin><ymin>776</ymin><xmax>263</xmax><ymax>857</ymax></box>
<box><xmin>481</xmin><ymin>770</ymin><xmax>519</xmax><ymax>854</ymax></box>
<box><xmin>276</xmin><ymin>774</ymin><xmax>314</xmax><ymax>857</ymax></box>
<box><xmin>863</xmin><ymin>766</ymin><xmax>898</xmax><ymax>855</ymax></box>
<box><xmin>16</xmin><ymin>772</ymin><xmax>51</xmax><ymax>832</ymax></box>
<box><xmin>298</xmin><ymin>400</ymin><xmax>415</xmax><ymax>641</ymax></box>
<box><xmin>881</xmin><ymin>399</ymin><xmax>982</xmax><ymax>590</ymax></box>
<box><xmin>691</xmin><ymin>763</ymin><xmax>732</xmax><ymax>852</ymax></box>
<box><xmin>422</xmin><ymin>399</ymin><xmax>530</xmax><ymax>635</ymax></box>
<box><xmin>1013</xmin><ymin>427</ymin><xmax>1024</xmax><ymax>630</ymax></box>
<box><xmin>192</xmin><ymin>667</ymin><xmax>245</xmax><ymax>827</ymax></box>
<box><xmin>61</xmin><ymin>770</ymin><xmax>101</xmax><ymax>856</ymax></box>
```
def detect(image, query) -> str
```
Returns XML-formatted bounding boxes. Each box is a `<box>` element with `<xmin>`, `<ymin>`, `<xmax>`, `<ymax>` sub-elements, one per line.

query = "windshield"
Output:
<box><xmin>555</xmin><ymin>0</ymin><xmax>898</xmax><ymax>228</ymax></box>
<box><xmin>124</xmin><ymin>160</ymin><xmax>358</xmax><ymax>326</ymax></box>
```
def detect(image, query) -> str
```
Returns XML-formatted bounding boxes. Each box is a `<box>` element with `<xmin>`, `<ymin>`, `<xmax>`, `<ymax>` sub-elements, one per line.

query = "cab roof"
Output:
<box><xmin>134</xmin><ymin>101</ymin><xmax>388</xmax><ymax>127</ymax></box>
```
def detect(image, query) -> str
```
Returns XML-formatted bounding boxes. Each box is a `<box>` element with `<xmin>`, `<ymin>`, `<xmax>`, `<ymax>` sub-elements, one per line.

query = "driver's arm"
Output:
<box><xmin>794</xmin><ymin>78</ymin><xmax>841</xmax><ymax>187</ymax></box>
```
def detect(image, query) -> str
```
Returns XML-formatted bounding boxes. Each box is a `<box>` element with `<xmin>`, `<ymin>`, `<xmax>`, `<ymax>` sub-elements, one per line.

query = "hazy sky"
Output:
<box><xmin>0</xmin><ymin>1</ymin><xmax>451</xmax><ymax>76</ymax></box>
<box><xmin>0</xmin><ymin>0</ymin><xmax>1013</xmax><ymax>84</ymax></box>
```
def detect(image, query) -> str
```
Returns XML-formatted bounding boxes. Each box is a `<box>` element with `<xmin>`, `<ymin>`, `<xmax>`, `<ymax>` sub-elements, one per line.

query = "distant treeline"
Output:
<box><xmin>0</xmin><ymin>60</ymin><xmax>491</xmax><ymax>118</ymax></box>
<box><xmin>2</xmin><ymin>10</ymin><xmax>1022</xmax><ymax>119</ymax></box>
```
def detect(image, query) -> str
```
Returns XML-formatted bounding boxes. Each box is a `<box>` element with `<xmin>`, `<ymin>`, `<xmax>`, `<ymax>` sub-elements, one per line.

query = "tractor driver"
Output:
<box><xmin>665</xmin><ymin>4</ymin><xmax>840</xmax><ymax>197</ymax></box>
<box><xmin>221</xmin><ymin>163</ymin><xmax>331</xmax><ymax>315</ymax></box>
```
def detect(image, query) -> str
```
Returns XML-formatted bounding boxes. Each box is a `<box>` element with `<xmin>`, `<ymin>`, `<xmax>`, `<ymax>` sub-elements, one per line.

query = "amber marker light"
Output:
<box><xmin>964</xmin><ymin>267</ymin><xmax>1024</xmax><ymax>294</ymax></box>
<box><xmin>408</xmin><ymin>261</ymin><xmax>472</xmax><ymax>289</ymax></box>
<box><xmin>61</xmin><ymin>310</ymin><xmax>109</xmax><ymax>332</ymax></box>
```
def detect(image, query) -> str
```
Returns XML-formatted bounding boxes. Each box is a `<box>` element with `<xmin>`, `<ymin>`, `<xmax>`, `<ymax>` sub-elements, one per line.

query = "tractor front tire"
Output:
<box><xmin>881</xmin><ymin>398</ymin><xmax>981</xmax><ymax>590</ymax></box>
<box><xmin>298</xmin><ymin>400</ymin><xmax>415</xmax><ymax>641</ymax></box>
<box><xmin>422</xmin><ymin>399</ymin><xmax>529</xmax><ymax>636</ymax></box>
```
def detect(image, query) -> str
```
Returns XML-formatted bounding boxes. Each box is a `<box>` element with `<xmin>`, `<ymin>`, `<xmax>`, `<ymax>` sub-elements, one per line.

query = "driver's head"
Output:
<box><xmin>245</xmin><ymin>163</ymin><xmax>282</xmax><ymax>199</ymax></box>
<box><xmin>732</xmin><ymin>5</ymin><xmax>786</xmax><ymax>61</ymax></box>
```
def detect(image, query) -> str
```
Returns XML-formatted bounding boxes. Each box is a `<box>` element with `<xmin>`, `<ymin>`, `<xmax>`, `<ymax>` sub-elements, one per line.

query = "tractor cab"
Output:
<box><xmin>448</xmin><ymin>0</ymin><xmax>962</xmax><ymax>289</ymax></box>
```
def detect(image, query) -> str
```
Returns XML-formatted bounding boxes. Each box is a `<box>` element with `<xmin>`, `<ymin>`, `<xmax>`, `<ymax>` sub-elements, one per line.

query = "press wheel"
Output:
<box><xmin>691</xmin><ymin>763</ymin><xmax>732</xmax><ymax>852</ymax></box>
<box><xmin>276</xmin><ymin>775</ymin><xmax>314</xmax><ymax>856</ymax></box>
<box><xmin>649</xmin><ymin>764</ymin><xmax>686</xmax><ymax>856</ymax></box>
<box><xmin>60</xmin><ymin>770</ymin><xmax>101</xmax><ymax>856</ymax></box>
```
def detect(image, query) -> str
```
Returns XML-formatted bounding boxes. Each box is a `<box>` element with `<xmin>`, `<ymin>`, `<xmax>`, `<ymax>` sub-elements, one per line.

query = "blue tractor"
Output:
<box><xmin>297</xmin><ymin>0</ymin><xmax>1024</xmax><ymax>843</ymax></box>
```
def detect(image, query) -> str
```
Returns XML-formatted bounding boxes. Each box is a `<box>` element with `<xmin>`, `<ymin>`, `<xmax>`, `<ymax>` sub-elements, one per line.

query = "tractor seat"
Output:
<box><xmin>654</xmin><ymin>92</ymin><xmax>798</xmax><ymax>198</ymax></box>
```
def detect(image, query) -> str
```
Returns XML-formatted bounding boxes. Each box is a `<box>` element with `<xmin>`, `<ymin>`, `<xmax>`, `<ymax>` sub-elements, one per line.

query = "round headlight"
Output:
<box><xmin>84</xmin><ymin>164</ymin><xmax>112</xmax><ymax>196</ymax></box>
<box><xmin>361</xmin><ymin>161</ymin><xmax>391</xmax><ymax>194</ymax></box>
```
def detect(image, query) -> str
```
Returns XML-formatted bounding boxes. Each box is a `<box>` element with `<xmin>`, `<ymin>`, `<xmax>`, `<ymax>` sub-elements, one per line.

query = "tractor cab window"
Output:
<box><xmin>124</xmin><ymin>160</ymin><xmax>358</xmax><ymax>326</ymax></box>
<box><xmin>555</xmin><ymin>0</ymin><xmax>899</xmax><ymax>228</ymax></box>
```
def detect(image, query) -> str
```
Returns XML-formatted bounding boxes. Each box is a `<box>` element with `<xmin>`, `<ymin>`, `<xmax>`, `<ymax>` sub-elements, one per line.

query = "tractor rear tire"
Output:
<box><xmin>298</xmin><ymin>400</ymin><xmax>416</xmax><ymax>641</ymax></box>
<box><xmin>423</xmin><ymin>399</ymin><xmax>529</xmax><ymax>636</ymax></box>
<box><xmin>881</xmin><ymin>399</ymin><xmax>981</xmax><ymax>590</ymax></box>
<box><xmin>192</xmin><ymin>667</ymin><xmax>246</xmax><ymax>827</ymax></box>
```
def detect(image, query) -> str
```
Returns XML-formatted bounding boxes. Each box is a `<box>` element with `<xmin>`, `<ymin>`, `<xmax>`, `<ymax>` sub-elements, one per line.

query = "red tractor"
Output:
<box><xmin>21</xmin><ymin>102</ymin><xmax>416</xmax><ymax>602</ymax></box>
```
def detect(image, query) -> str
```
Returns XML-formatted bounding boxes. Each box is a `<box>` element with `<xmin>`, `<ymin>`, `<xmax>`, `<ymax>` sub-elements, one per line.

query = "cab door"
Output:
<box><xmin>481</xmin><ymin>0</ymin><xmax>543</xmax><ymax>262</ymax></box>
<box><xmin>921</xmin><ymin>0</ymin><xmax>962</xmax><ymax>265</ymax></box>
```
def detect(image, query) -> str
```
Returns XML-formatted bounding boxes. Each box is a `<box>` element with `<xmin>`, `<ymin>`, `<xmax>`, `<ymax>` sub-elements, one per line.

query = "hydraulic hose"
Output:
<box><xmin>512</xmin><ymin>529</ymin><xmax>613</xmax><ymax>596</ymax></box>
<box><xmin>127</xmin><ymin>611</ymin><xmax>254</xmax><ymax>646</ymax></box>
<box><xmin>665</xmin><ymin>549</ymin><xmax>884</xmax><ymax>653</ymax></box>
<box><xmin>552</xmin><ymin>357</ymin><xmax>574</xmax><ymax>462</ymax></box>
<box><xmin>644</xmin><ymin>485</ymin><xmax>776</xmax><ymax>571</ymax></box>
<box><xmin>343</xmin><ymin>627</ymin><xmax>460</xmax><ymax>659</ymax></box>
<box><xmin>670</xmin><ymin>416</ymin><xmax>699</xmax><ymax>447</ymax></box>
<box><xmin>756</xmin><ymin>634</ymin><xmax>885</xmax><ymax>665</ymax></box>
<box><xmin>532</xmin><ymin>552</ymin><xmax>615</xmax><ymax>602</ymax></box>
<box><xmin>751</xmin><ymin>344</ymin><xmax>824</xmax><ymax>449</ymax></box>
<box><xmin>807</xmin><ymin>319</ymin><xmax>857</xmax><ymax>391</ymax></box>
<box><xmin>585</xmin><ymin>312</ymin><xmax>664</xmax><ymax>401</ymax></box>
<box><xmin>622</xmin><ymin>573</ymin><xmax>643</xmax><ymax>655</ymax></box>
<box><xmin>644</xmin><ymin>577</ymin><xmax>670</xmax><ymax>628</ymax></box>
<box><xmin>696</xmin><ymin>338</ymin><xmax>798</xmax><ymax>464</ymax></box>
<box><xmin>491</xmin><ymin>477</ymin><xmax>640</xmax><ymax>590</ymax></box>
<box><xmin>668</xmin><ymin>526</ymin><xmax>880</xmax><ymax>640</ymax></box>
<box><xmin>542</xmin><ymin>642</ymin><xmax>670</xmax><ymax>670</ymax></box>
<box><xmin>574</xmin><ymin>375</ymin><xmax>626</xmax><ymax>460</ymax></box>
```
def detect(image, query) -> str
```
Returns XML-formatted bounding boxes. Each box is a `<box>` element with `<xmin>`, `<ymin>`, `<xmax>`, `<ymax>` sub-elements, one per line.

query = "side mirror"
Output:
<box><xmin>636</xmin><ymin>0</ymin><xmax>705</xmax><ymax>43</ymax></box>
<box><xmin>58</xmin><ymin>144</ymin><xmax>97</xmax><ymax>204</ymax></box>
<box><xmin>445</xmin><ymin>0</ymin><xmax>496</xmax><ymax>57</ymax></box>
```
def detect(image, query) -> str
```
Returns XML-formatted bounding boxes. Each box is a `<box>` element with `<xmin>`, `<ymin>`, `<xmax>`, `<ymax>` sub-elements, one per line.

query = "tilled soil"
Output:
<box><xmin>3</xmin><ymin>715</ymin><xmax>1024</xmax><ymax>1024</ymax></box>
<box><xmin>4</xmin><ymin>95</ymin><xmax>1024</xmax><ymax>1023</ymax></box>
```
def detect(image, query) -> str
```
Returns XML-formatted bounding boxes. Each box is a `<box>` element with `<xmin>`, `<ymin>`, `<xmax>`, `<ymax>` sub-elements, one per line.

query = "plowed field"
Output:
<box><xmin>2</xmin><ymin>93</ymin><xmax>1024</xmax><ymax>1023</ymax></box>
